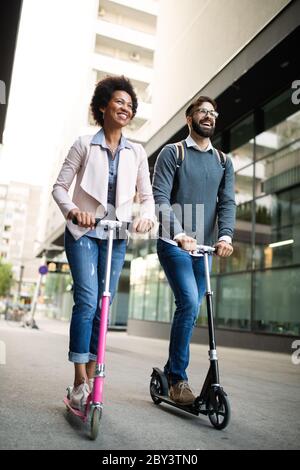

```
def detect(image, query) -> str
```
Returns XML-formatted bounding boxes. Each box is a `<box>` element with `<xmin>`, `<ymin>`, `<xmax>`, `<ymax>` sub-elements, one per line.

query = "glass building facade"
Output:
<box><xmin>128</xmin><ymin>86</ymin><xmax>300</xmax><ymax>338</ymax></box>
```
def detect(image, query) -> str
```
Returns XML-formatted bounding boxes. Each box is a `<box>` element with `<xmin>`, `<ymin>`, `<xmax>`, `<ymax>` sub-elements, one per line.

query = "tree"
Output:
<box><xmin>0</xmin><ymin>259</ymin><xmax>13</xmax><ymax>296</ymax></box>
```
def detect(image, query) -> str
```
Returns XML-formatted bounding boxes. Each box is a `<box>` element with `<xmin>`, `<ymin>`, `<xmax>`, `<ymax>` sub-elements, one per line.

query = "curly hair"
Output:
<box><xmin>90</xmin><ymin>75</ymin><xmax>138</xmax><ymax>126</ymax></box>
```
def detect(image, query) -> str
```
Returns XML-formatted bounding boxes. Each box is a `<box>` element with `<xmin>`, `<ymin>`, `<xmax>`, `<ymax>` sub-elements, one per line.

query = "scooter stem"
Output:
<box><xmin>104</xmin><ymin>225</ymin><xmax>114</xmax><ymax>294</ymax></box>
<box><xmin>203</xmin><ymin>251</ymin><xmax>220</xmax><ymax>386</ymax></box>
<box><xmin>92</xmin><ymin>224</ymin><xmax>115</xmax><ymax>404</ymax></box>
<box><xmin>203</xmin><ymin>252</ymin><xmax>216</xmax><ymax>350</ymax></box>
<box><xmin>203</xmin><ymin>252</ymin><xmax>212</xmax><ymax>295</ymax></box>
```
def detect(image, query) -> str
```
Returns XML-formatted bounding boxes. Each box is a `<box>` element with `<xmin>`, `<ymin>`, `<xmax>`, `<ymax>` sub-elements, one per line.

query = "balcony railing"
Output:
<box><xmin>92</xmin><ymin>53</ymin><xmax>153</xmax><ymax>84</ymax></box>
<box><xmin>96</xmin><ymin>18</ymin><xmax>156</xmax><ymax>51</ymax></box>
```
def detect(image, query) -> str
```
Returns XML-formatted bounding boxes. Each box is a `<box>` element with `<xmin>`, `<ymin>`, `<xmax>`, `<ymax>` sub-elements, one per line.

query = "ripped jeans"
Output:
<box><xmin>64</xmin><ymin>227</ymin><xmax>127</xmax><ymax>363</ymax></box>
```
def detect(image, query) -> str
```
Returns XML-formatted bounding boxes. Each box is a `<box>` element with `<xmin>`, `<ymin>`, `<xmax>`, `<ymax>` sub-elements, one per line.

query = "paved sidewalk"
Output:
<box><xmin>0</xmin><ymin>316</ymin><xmax>299</xmax><ymax>450</ymax></box>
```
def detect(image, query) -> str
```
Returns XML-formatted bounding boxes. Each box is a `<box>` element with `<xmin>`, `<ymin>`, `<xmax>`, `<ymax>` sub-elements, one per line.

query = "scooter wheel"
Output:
<box><xmin>90</xmin><ymin>407</ymin><xmax>102</xmax><ymax>440</ymax></box>
<box><xmin>207</xmin><ymin>389</ymin><xmax>230</xmax><ymax>430</ymax></box>
<box><xmin>150</xmin><ymin>373</ymin><xmax>164</xmax><ymax>405</ymax></box>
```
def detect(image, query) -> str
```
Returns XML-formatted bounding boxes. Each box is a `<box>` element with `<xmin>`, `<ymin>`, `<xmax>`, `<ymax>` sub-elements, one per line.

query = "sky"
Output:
<box><xmin>0</xmin><ymin>0</ymin><xmax>158</xmax><ymax>189</ymax></box>
<box><xmin>1</xmin><ymin>2</ymin><xmax>61</xmax><ymax>186</ymax></box>
<box><xmin>0</xmin><ymin>0</ymin><xmax>95</xmax><ymax>188</ymax></box>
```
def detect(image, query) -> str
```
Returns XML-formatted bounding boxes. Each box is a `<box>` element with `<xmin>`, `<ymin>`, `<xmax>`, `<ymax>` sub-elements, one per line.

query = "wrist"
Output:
<box><xmin>173</xmin><ymin>232</ymin><xmax>186</xmax><ymax>241</ymax></box>
<box><xmin>67</xmin><ymin>208</ymin><xmax>78</xmax><ymax>219</ymax></box>
<box><xmin>218</xmin><ymin>235</ymin><xmax>232</xmax><ymax>245</ymax></box>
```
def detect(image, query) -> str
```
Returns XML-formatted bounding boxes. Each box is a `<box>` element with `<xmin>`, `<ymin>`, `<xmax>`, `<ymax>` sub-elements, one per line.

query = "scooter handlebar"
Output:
<box><xmin>175</xmin><ymin>239</ymin><xmax>215</xmax><ymax>254</ymax></box>
<box><xmin>72</xmin><ymin>217</ymin><xmax>123</xmax><ymax>229</ymax></box>
<box><xmin>99</xmin><ymin>220</ymin><xmax>122</xmax><ymax>229</ymax></box>
<box><xmin>195</xmin><ymin>244</ymin><xmax>215</xmax><ymax>254</ymax></box>
<box><xmin>72</xmin><ymin>216</ymin><xmax>100</xmax><ymax>226</ymax></box>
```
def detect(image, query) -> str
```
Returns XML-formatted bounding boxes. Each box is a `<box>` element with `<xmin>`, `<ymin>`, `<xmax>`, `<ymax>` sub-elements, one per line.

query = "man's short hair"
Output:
<box><xmin>185</xmin><ymin>96</ymin><xmax>217</xmax><ymax>117</ymax></box>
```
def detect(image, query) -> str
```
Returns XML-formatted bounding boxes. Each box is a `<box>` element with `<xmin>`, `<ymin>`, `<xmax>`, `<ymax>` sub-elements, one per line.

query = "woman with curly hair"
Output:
<box><xmin>52</xmin><ymin>75</ymin><xmax>155</xmax><ymax>410</ymax></box>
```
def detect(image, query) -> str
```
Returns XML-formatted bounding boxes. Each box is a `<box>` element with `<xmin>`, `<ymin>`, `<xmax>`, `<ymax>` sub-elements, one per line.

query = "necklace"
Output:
<box><xmin>107</xmin><ymin>144</ymin><xmax>118</xmax><ymax>156</ymax></box>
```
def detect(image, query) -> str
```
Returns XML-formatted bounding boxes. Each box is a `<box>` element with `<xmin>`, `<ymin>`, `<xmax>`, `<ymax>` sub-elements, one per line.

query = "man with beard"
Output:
<box><xmin>152</xmin><ymin>96</ymin><xmax>235</xmax><ymax>405</ymax></box>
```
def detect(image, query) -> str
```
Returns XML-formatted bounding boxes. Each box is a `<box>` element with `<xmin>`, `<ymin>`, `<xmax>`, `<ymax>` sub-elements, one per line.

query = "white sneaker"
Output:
<box><xmin>69</xmin><ymin>382</ymin><xmax>90</xmax><ymax>411</ymax></box>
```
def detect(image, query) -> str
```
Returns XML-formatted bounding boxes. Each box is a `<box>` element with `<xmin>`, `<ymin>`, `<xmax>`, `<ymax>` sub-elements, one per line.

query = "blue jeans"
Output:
<box><xmin>157</xmin><ymin>238</ymin><xmax>211</xmax><ymax>385</ymax></box>
<box><xmin>64</xmin><ymin>228</ymin><xmax>127</xmax><ymax>363</ymax></box>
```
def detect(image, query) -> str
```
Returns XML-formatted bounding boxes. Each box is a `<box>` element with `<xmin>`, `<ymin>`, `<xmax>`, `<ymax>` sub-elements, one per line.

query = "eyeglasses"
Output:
<box><xmin>193</xmin><ymin>107</ymin><xmax>219</xmax><ymax>119</ymax></box>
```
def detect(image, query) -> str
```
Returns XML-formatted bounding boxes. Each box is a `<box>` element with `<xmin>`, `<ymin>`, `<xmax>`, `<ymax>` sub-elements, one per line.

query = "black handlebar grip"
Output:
<box><xmin>71</xmin><ymin>216</ymin><xmax>101</xmax><ymax>226</ymax></box>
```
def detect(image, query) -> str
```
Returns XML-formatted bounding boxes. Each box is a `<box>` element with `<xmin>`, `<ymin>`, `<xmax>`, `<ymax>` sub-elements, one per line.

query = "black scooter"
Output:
<box><xmin>150</xmin><ymin>244</ymin><xmax>230</xmax><ymax>430</ymax></box>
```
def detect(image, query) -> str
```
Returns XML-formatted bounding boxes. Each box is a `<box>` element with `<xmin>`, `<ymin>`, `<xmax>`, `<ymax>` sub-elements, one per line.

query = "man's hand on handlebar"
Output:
<box><xmin>175</xmin><ymin>235</ymin><xmax>233</xmax><ymax>257</ymax></box>
<box><xmin>175</xmin><ymin>234</ymin><xmax>197</xmax><ymax>252</ymax></box>
<box><xmin>214</xmin><ymin>240</ymin><xmax>233</xmax><ymax>257</ymax></box>
<box><xmin>68</xmin><ymin>209</ymin><xmax>96</xmax><ymax>229</ymax></box>
<box><xmin>132</xmin><ymin>217</ymin><xmax>153</xmax><ymax>233</ymax></box>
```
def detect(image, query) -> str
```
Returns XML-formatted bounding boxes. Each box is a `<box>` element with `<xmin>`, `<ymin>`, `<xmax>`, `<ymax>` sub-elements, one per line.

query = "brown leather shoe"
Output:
<box><xmin>169</xmin><ymin>381</ymin><xmax>196</xmax><ymax>405</ymax></box>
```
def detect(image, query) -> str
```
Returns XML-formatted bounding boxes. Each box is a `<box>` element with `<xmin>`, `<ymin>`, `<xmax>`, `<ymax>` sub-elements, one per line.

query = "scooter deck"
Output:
<box><xmin>155</xmin><ymin>394</ymin><xmax>207</xmax><ymax>416</ymax></box>
<box><xmin>63</xmin><ymin>397</ymin><xmax>88</xmax><ymax>421</ymax></box>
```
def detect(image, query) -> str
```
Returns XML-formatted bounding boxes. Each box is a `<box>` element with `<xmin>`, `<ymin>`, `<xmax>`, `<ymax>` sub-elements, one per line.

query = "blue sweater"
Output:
<box><xmin>152</xmin><ymin>140</ymin><xmax>236</xmax><ymax>245</ymax></box>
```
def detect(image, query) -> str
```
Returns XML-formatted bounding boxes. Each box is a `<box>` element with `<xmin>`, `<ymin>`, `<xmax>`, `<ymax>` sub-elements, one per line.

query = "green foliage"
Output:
<box><xmin>0</xmin><ymin>259</ymin><xmax>13</xmax><ymax>296</ymax></box>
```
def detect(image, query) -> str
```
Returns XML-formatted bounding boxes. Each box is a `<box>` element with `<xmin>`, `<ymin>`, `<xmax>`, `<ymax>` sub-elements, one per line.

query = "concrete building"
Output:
<box><xmin>127</xmin><ymin>0</ymin><xmax>300</xmax><ymax>352</ymax></box>
<box><xmin>90</xmin><ymin>0</ymin><xmax>158</xmax><ymax>137</ymax></box>
<box><xmin>43</xmin><ymin>0</ymin><xmax>158</xmax><ymax>248</ymax></box>
<box><xmin>0</xmin><ymin>181</ymin><xmax>42</xmax><ymax>300</ymax></box>
<box><xmin>41</xmin><ymin>0</ymin><xmax>300</xmax><ymax>352</ymax></box>
<box><xmin>39</xmin><ymin>0</ymin><xmax>158</xmax><ymax>325</ymax></box>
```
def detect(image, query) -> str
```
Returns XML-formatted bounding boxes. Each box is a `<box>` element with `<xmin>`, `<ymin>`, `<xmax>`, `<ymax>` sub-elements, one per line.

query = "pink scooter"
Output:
<box><xmin>64</xmin><ymin>219</ymin><xmax>123</xmax><ymax>440</ymax></box>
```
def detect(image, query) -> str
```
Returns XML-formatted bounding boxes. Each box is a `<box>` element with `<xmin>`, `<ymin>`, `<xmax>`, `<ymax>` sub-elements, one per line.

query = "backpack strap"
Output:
<box><xmin>175</xmin><ymin>142</ymin><xmax>226</xmax><ymax>169</ymax></box>
<box><xmin>214</xmin><ymin>147</ymin><xmax>226</xmax><ymax>169</ymax></box>
<box><xmin>175</xmin><ymin>140</ymin><xmax>186</xmax><ymax>168</ymax></box>
<box><xmin>174</xmin><ymin>142</ymin><xmax>226</xmax><ymax>171</ymax></box>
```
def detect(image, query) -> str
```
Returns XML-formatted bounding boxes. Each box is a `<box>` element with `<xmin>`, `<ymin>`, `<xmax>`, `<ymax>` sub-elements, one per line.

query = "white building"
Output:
<box><xmin>42</xmin><ymin>0</ymin><xmax>159</xmax><ymax>249</ymax></box>
<box><xmin>34</xmin><ymin>1</ymin><xmax>159</xmax><ymax>324</ymax></box>
<box><xmin>0</xmin><ymin>181</ymin><xmax>42</xmax><ymax>299</ymax></box>
<box><xmin>90</xmin><ymin>0</ymin><xmax>158</xmax><ymax>137</ymax></box>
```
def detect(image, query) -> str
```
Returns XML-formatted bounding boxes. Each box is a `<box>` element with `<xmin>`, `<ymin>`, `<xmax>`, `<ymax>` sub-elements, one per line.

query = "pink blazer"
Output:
<box><xmin>52</xmin><ymin>134</ymin><xmax>156</xmax><ymax>240</ymax></box>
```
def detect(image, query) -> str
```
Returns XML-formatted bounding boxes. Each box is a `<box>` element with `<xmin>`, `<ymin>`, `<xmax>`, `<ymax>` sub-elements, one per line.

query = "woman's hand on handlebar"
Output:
<box><xmin>68</xmin><ymin>209</ymin><xmax>96</xmax><ymax>229</ymax></box>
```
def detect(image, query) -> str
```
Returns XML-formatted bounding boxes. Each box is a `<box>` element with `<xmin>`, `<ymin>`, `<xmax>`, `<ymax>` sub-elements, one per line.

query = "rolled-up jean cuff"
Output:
<box><xmin>68</xmin><ymin>351</ymin><xmax>91</xmax><ymax>364</ymax></box>
<box><xmin>89</xmin><ymin>353</ymin><xmax>97</xmax><ymax>361</ymax></box>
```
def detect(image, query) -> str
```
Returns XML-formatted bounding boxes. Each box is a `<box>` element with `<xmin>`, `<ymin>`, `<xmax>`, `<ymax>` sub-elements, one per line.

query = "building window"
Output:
<box><xmin>212</xmin><ymin>87</ymin><xmax>300</xmax><ymax>335</ymax></box>
<box><xmin>157</xmin><ymin>277</ymin><xmax>172</xmax><ymax>323</ymax></box>
<box><xmin>129</xmin><ymin>87</ymin><xmax>300</xmax><ymax>337</ymax></box>
<box><xmin>216</xmin><ymin>273</ymin><xmax>251</xmax><ymax>330</ymax></box>
<box><xmin>253</xmin><ymin>267</ymin><xmax>300</xmax><ymax>336</ymax></box>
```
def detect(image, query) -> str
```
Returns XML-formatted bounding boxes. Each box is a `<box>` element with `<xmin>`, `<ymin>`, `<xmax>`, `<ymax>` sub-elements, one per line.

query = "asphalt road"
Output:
<box><xmin>0</xmin><ymin>316</ymin><xmax>299</xmax><ymax>450</ymax></box>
